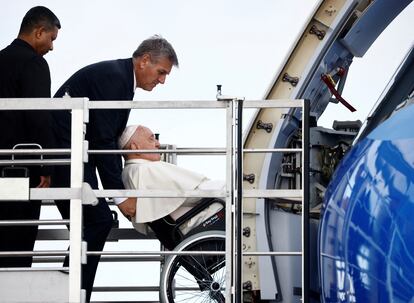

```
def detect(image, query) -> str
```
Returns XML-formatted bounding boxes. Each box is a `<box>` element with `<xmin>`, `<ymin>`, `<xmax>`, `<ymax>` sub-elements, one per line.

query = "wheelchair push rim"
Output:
<box><xmin>160</xmin><ymin>231</ymin><xmax>226</xmax><ymax>303</ymax></box>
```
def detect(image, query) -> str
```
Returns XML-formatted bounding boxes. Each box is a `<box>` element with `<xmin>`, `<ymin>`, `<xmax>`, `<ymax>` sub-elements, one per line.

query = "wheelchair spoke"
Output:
<box><xmin>160</xmin><ymin>231</ymin><xmax>226</xmax><ymax>303</ymax></box>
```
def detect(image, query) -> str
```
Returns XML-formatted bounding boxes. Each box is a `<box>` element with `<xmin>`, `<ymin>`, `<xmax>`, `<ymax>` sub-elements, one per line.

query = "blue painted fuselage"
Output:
<box><xmin>319</xmin><ymin>104</ymin><xmax>414</xmax><ymax>302</ymax></box>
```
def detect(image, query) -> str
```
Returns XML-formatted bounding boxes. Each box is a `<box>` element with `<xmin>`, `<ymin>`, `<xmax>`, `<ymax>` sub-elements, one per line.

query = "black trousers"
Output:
<box><xmin>0</xmin><ymin>175</ymin><xmax>41</xmax><ymax>267</ymax></box>
<box><xmin>53</xmin><ymin>162</ymin><xmax>113</xmax><ymax>303</ymax></box>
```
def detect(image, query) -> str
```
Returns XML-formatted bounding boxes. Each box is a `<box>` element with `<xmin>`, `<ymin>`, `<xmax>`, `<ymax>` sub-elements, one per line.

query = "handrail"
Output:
<box><xmin>87</xmin><ymin>99</ymin><xmax>303</xmax><ymax>109</ymax></box>
<box><xmin>0</xmin><ymin>98</ymin><xmax>86</xmax><ymax>109</ymax></box>
<box><xmin>0</xmin><ymin>97</ymin><xmax>307</xmax><ymax>303</ymax></box>
<box><xmin>0</xmin><ymin>147</ymin><xmax>302</xmax><ymax>156</ymax></box>
<box><xmin>0</xmin><ymin>219</ymin><xmax>70</xmax><ymax>226</ymax></box>
<box><xmin>0</xmin><ymin>98</ymin><xmax>304</xmax><ymax>109</ymax></box>
<box><xmin>0</xmin><ymin>159</ymin><xmax>71</xmax><ymax>165</ymax></box>
<box><xmin>2</xmin><ymin>187</ymin><xmax>300</xmax><ymax>201</ymax></box>
<box><xmin>0</xmin><ymin>149</ymin><xmax>71</xmax><ymax>155</ymax></box>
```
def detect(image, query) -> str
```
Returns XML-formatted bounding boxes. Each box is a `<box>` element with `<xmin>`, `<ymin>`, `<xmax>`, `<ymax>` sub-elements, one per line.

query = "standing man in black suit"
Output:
<box><xmin>0</xmin><ymin>6</ymin><xmax>61</xmax><ymax>267</ymax></box>
<box><xmin>52</xmin><ymin>35</ymin><xmax>178</xmax><ymax>301</ymax></box>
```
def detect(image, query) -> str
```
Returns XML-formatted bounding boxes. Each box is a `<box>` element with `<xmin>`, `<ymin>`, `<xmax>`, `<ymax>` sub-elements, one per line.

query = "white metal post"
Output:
<box><xmin>235</xmin><ymin>99</ymin><xmax>244</xmax><ymax>303</ymax></box>
<box><xmin>68</xmin><ymin>101</ymin><xmax>85</xmax><ymax>302</ymax></box>
<box><xmin>225</xmin><ymin>100</ymin><xmax>235</xmax><ymax>302</ymax></box>
<box><xmin>301</xmin><ymin>99</ymin><xmax>310</xmax><ymax>302</ymax></box>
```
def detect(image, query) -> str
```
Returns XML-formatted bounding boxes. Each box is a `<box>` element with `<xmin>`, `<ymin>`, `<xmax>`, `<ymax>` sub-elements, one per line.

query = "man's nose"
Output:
<box><xmin>155</xmin><ymin>140</ymin><xmax>160</xmax><ymax>148</ymax></box>
<box><xmin>158</xmin><ymin>75</ymin><xmax>166</xmax><ymax>84</ymax></box>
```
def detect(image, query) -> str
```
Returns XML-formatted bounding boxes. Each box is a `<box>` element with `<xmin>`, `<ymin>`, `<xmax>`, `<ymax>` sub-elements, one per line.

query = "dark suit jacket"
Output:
<box><xmin>53</xmin><ymin>58</ymin><xmax>134</xmax><ymax>190</ymax></box>
<box><xmin>0</xmin><ymin>39</ymin><xmax>55</xmax><ymax>179</ymax></box>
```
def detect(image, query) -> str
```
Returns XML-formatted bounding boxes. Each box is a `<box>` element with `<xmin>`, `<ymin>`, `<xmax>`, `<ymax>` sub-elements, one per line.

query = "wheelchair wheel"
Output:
<box><xmin>160</xmin><ymin>231</ymin><xmax>226</xmax><ymax>303</ymax></box>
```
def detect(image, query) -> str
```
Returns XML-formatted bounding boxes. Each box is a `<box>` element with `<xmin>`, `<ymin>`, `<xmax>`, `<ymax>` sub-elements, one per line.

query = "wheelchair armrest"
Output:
<box><xmin>148</xmin><ymin>198</ymin><xmax>225</xmax><ymax>250</ymax></box>
<box><xmin>174</xmin><ymin>198</ymin><xmax>225</xmax><ymax>231</ymax></box>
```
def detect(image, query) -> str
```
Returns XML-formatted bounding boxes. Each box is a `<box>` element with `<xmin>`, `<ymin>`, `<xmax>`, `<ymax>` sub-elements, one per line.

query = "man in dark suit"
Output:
<box><xmin>0</xmin><ymin>6</ymin><xmax>61</xmax><ymax>267</ymax></box>
<box><xmin>52</xmin><ymin>35</ymin><xmax>178</xmax><ymax>301</ymax></box>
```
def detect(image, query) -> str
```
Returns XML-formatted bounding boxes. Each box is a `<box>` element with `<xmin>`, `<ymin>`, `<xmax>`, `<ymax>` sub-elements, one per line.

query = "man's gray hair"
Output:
<box><xmin>132</xmin><ymin>34</ymin><xmax>179</xmax><ymax>67</ymax></box>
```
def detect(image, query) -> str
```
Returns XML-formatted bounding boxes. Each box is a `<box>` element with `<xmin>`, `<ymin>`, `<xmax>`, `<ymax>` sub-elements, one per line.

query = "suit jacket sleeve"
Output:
<box><xmin>21</xmin><ymin>56</ymin><xmax>56</xmax><ymax>176</ymax></box>
<box><xmin>88</xmin><ymin>76</ymin><xmax>131</xmax><ymax>190</ymax></box>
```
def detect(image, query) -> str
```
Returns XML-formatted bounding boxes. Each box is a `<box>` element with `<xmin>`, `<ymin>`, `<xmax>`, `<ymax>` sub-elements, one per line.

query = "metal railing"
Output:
<box><xmin>0</xmin><ymin>97</ymin><xmax>308</xmax><ymax>303</ymax></box>
<box><xmin>0</xmin><ymin>97</ymin><xmax>87</xmax><ymax>302</ymax></box>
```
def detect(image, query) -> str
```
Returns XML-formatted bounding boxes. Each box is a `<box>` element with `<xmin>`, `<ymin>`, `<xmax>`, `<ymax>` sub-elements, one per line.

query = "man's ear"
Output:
<box><xmin>131</xmin><ymin>142</ymin><xmax>138</xmax><ymax>150</ymax></box>
<box><xmin>34</xmin><ymin>26</ymin><xmax>45</xmax><ymax>39</ymax></box>
<box><xmin>141</xmin><ymin>53</ymin><xmax>151</xmax><ymax>67</ymax></box>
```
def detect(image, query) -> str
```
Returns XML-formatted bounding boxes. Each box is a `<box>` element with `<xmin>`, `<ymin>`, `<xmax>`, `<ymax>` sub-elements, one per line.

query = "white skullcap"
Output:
<box><xmin>118</xmin><ymin>125</ymin><xmax>140</xmax><ymax>149</ymax></box>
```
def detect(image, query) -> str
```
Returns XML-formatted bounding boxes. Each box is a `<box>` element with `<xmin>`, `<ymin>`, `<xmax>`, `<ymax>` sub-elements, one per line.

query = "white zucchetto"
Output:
<box><xmin>118</xmin><ymin>125</ymin><xmax>140</xmax><ymax>149</ymax></box>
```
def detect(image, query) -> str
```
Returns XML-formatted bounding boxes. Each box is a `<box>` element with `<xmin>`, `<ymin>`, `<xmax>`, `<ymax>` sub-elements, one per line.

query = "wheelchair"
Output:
<box><xmin>147</xmin><ymin>198</ymin><xmax>226</xmax><ymax>303</ymax></box>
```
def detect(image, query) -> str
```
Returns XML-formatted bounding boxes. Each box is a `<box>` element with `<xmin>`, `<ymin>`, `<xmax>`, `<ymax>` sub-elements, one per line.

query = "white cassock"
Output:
<box><xmin>122</xmin><ymin>159</ymin><xmax>224</xmax><ymax>234</ymax></box>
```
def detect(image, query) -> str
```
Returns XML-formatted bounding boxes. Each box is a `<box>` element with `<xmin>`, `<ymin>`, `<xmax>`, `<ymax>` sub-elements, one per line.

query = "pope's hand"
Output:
<box><xmin>117</xmin><ymin>197</ymin><xmax>137</xmax><ymax>221</ymax></box>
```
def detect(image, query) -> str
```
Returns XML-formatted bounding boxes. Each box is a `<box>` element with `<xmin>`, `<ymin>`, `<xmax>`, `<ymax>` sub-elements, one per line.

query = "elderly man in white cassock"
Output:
<box><xmin>118</xmin><ymin>125</ymin><xmax>224</xmax><ymax>235</ymax></box>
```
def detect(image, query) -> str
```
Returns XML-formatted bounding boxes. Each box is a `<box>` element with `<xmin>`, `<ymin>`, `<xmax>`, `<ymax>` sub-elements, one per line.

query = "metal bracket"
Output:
<box><xmin>309</xmin><ymin>24</ymin><xmax>326</xmax><ymax>40</ymax></box>
<box><xmin>243</xmin><ymin>227</ymin><xmax>251</xmax><ymax>237</ymax></box>
<box><xmin>243</xmin><ymin>173</ymin><xmax>255</xmax><ymax>184</ymax></box>
<box><xmin>325</xmin><ymin>6</ymin><xmax>337</xmax><ymax>16</ymax></box>
<box><xmin>82</xmin><ymin>97</ymin><xmax>89</xmax><ymax>124</ymax></box>
<box><xmin>243</xmin><ymin>280</ymin><xmax>252</xmax><ymax>290</ymax></box>
<box><xmin>216</xmin><ymin>84</ymin><xmax>245</xmax><ymax>101</ymax></box>
<box><xmin>83</xmin><ymin>140</ymin><xmax>89</xmax><ymax>163</ymax></box>
<box><xmin>82</xmin><ymin>182</ymin><xmax>98</xmax><ymax>205</ymax></box>
<box><xmin>256</xmin><ymin>120</ymin><xmax>273</xmax><ymax>133</ymax></box>
<box><xmin>81</xmin><ymin>241</ymin><xmax>88</xmax><ymax>264</ymax></box>
<box><xmin>282</xmin><ymin>73</ymin><xmax>299</xmax><ymax>87</ymax></box>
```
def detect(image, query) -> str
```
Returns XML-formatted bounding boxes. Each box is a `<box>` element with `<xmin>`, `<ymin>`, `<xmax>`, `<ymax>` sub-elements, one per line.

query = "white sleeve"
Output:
<box><xmin>113</xmin><ymin>197</ymin><xmax>127</xmax><ymax>205</ymax></box>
